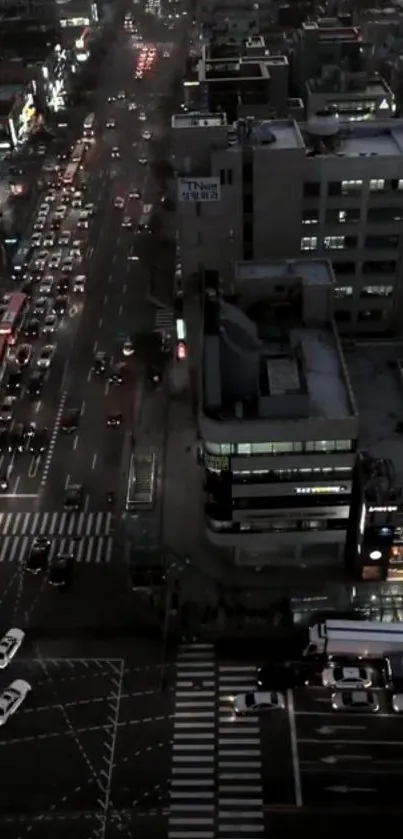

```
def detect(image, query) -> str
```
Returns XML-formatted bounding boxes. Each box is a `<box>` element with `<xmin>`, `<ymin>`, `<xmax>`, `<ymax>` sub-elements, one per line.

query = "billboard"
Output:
<box><xmin>178</xmin><ymin>177</ymin><xmax>221</xmax><ymax>203</ymax></box>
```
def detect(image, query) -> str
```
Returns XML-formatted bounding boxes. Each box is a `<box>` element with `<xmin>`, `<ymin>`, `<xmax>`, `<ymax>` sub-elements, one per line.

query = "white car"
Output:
<box><xmin>0</xmin><ymin>628</ymin><xmax>25</xmax><ymax>669</ymax></box>
<box><xmin>111</xmin><ymin>147</ymin><xmax>120</xmax><ymax>159</ymax></box>
<box><xmin>42</xmin><ymin>234</ymin><xmax>55</xmax><ymax>248</ymax></box>
<box><xmin>122</xmin><ymin>339</ymin><xmax>134</xmax><ymax>357</ymax></box>
<box><xmin>0</xmin><ymin>679</ymin><xmax>31</xmax><ymax>726</ymax></box>
<box><xmin>33</xmin><ymin>219</ymin><xmax>45</xmax><ymax>232</ymax></box>
<box><xmin>233</xmin><ymin>691</ymin><xmax>285</xmax><ymax>715</ymax></box>
<box><xmin>117</xmin><ymin>90</ymin><xmax>126</xmax><ymax>99</ymax></box>
<box><xmin>392</xmin><ymin>693</ymin><xmax>403</xmax><ymax>713</ymax></box>
<box><xmin>128</xmin><ymin>102</ymin><xmax>137</xmax><ymax>111</ymax></box>
<box><xmin>39</xmin><ymin>276</ymin><xmax>54</xmax><ymax>295</ymax></box>
<box><xmin>31</xmin><ymin>233</ymin><xmax>42</xmax><ymax>247</ymax></box>
<box><xmin>59</xmin><ymin>231</ymin><xmax>71</xmax><ymax>246</ymax></box>
<box><xmin>84</xmin><ymin>203</ymin><xmax>95</xmax><ymax>215</ymax></box>
<box><xmin>77</xmin><ymin>213</ymin><xmax>89</xmax><ymax>229</ymax></box>
<box><xmin>36</xmin><ymin>345</ymin><xmax>55</xmax><ymax>369</ymax></box>
<box><xmin>331</xmin><ymin>690</ymin><xmax>379</xmax><ymax>712</ymax></box>
<box><xmin>70</xmin><ymin>247</ymin><xmax>81</xmax><ymax>260</ymax></box>
<box><xmin>106</xmin><ymin>119</ymin><xmax>115</xmax><ymax>128</ymax></box>
<box><xmin>73</xmin><ymin>275</ymin><xmax>86</xmax><ymax>293</ymax></box>
<box><xmin>139</xmin><ymin>111</ymin><xmax>146</xmax><ymax>121</ymax></box>
<box><xmin>138</xmin><ymin>156</ymin><xmax>148</xmax><ymax>165</ymax></box>
<box><xmin>142</xmin><ymin>129</ymin><xmax>151</xmax><ymax>140</ymax></box>
<box><xmin>0</xmin><ymin>397</ymin><xmax>14</xmax><ymax>424</ymax></box>
<box><xmin>48</xmin><ymin>254</ymin><xmax>61</xmax><ymax>270</ymax></box>
<box><xmin>61</xmin><ymin>258</ymin><xmax>74</xmax><ymax>273</ymax></box>
<box><xmin>39</xmin><ymin>203</ymin><xmax>50</xmax><ymax>214</ymax></box>
<box><xmin>114</xmin><ymin>197</ymin><xmax>124</xmax><ymax>209</ymax></box>
<box><xmin>322</xmin><ymin>665</ymin><xmax>372</xmax><ymax>690</ymax></box>
<box><xmin>122</xmin><ymin>216</ymin><xmax>132</xmax><ymax>228</ymax></box>
<box><xmin>43</xmin><ymin>314</ymin><xmax>58</xmax><ymax>335</ymax></box>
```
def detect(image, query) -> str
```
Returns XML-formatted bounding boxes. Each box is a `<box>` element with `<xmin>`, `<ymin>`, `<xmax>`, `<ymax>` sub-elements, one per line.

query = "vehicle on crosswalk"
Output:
<box><xmin>0</xmin><ymin>679</ymin><xmax>31</xmax><ymax>725</ymax></box>
<box><xmin>0</xmin><ymin>628</ymin><xmax>25</xmax><ymax>669</ymax></box>
<box><xmin>232</xmin><ymin>691</ymin><xmax>285</xmax><ymax>715</ymax></box>
<box><xmin>257</xmin><ymin>662</ymin><xmax>313</xmax><ymax>690</ymax></box>
<box><xmin>48</xmin><ymin>553</ymin><xmax>74</xmax><ymax>588</ymax></box>
<box><xmin>322</xmin><ymin>665</ymin><xmax>372</xmax><ymax>690</ymax></box>
<box><xmin>26</xmin><ymin>538</ymin><xmax>50</xmax><ymax>574</ymax></box>
<box><xmin>331</xmin><ymin>690</ymin><xmax>379</xmax><ymax>712</ymax></box>
<box><xmin>64</xmin><ymin>484</ymin><xmax>83</xmax><ymax>511</ymax></box>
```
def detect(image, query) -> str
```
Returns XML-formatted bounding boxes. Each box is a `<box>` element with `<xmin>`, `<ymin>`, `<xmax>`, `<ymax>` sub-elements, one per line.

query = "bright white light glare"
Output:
<box><xmin>369</xmin><ymin>550</ymin><xmax>382</xmax><ymax>560</ymax></box>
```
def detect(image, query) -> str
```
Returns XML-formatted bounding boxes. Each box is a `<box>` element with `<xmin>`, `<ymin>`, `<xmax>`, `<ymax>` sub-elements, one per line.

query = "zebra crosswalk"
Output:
<box><xmin>0</xmin><ymin>535</ymin><xmax>113</xmax><ymax>565</ymax></box>
<box><xmin>0</xmin><ymin>511</ymin><xmax>113</xmax><ymax>538</ymax></box>
<box><xmin>154</xmin><ymin>307</ymin><xmax>174</xmax><ymax>333</ymax></box>
<box><xmin>169</xmin><ymin>643</ymin><xmax>265</xmax><ymax>839</ymax></box>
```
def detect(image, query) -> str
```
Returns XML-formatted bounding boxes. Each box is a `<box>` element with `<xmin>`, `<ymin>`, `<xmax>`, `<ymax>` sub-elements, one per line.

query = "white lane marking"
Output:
<box><xmin>65</xmin><ymin>474</ymin><xmax>70</xmax><ymax>489</ymax></box>
<box><xmin>92</xmin><ymin>453</ymin><xmax>97</xmax><ymax>470</ymax></box>
<box><xmin>40</xmin><ymin>391</ymin><xmax>67</xmax><ymax>488</ymax></box>
<box><xmin>73</xmin><ymin>435</ymin><xmax>78</xmax><ymax>450</ymax></box>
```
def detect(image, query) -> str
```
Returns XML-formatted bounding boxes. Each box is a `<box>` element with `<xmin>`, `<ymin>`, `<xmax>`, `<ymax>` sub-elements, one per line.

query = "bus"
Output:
<box><xmin>0</xmin><ymin>336</ymin><xmax>9</xmax><ymax>381</ymax></box>
<box><xmin>0</xmin><ymin>293</ymin><xmax>28</xmax><ymax>344</ymax></box>
<box><xmin>11</xmin><ymin>242</ymin><xmax>32</xmax><ymax>275</ymax></box>
<box><xmin>63</xmin><ymin>161</ymin><xmax>80</xmax><ymax>186</ymax></box>
<box><xmin>304</xmin><ymin>619</ymin><xmax>403</xmax><ymax>660</ymax></box>
<box><xmin>71</xmin><ymin>142</ymin><xmax>86</xmax><ymax>164</ymax></box>
<box><xmin>83</xmin><ymin>113</ymin><xmax>95</xmax><ymax>143</ymax></box>
<box><xmin>137</xmin><ymin>204</ymin><xmax>153</xmax><ymax>233</ymax></box>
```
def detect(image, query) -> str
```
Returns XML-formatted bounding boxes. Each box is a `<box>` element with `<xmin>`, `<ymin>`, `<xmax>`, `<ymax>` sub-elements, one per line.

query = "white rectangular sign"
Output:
<box><xmin>178</xmin><ymin>177</ymin><xmax>221</xmax><ymax>203</ymax></box>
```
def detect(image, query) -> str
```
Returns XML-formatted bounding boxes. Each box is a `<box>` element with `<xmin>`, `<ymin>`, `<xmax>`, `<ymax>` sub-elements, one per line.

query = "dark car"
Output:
<box><xmin>147</xmin><ymin>364</ymin><xmax>162</xmax><ymax>386</ymax></box>
<box><xmin>28</xmin><ymin>429</ymin><xmax>48</xmax><ymax>455</ymax></box>
<box><xmin>0</xmin><ymin>473</ymin><xmax>8</xmax><ymax>492</ymax></box>
<box><xmin>64</xmin><ymin>484</ymin><xmax>83</xmax><ymax>510</ymax></box>
<box><xmin>51</xmin><ymin>217</ymin><xmax>62</xmax><ymax>230</ymax></box>
<box><xmin>6</xmin><ymin>371</ymin><xmax>23</xmax><ymax>396</ymax></box>
<box><xmin>108</xmin><ymin>364</ymin><xmax>125</xmax><ymax>385</ymax></box>
<box><xmin>8</xmin><ymin>423</ymin><xmax>26</xmax><ymax>453</ymax></box>
<box><xmin>61</xmin><ymin>408</ymin><xmax>80</xmax><ymax>432</ymax></box>
<box><xmin>0</xmin><ymin>428</ymin><xmax>9</xmax><ymax>453</ymax></box>
<box><xmin>48</xmin><ymin>552</ymin><xmax>74</xmax><ymax>587</ymax></box>
<box><xmin>93</xmin><ymin>352</ymin><xmax>107</xmax><ymax>374</ymax></box>
<box><xmin>53</xmin><ymin>296</ymin><xmax>68</xmax><ymax>316</ymax></box>
<box><xmin>24</xmin><ymin>319</ymin><xmax>40</xmax><ymax>338</ymax></box>
<box><xmin>56</xmin><ymin>278</ymin><xmax>69</xmax><ymax>295</ymax></box>
<box><xmin>28</xmin><ymin>370</ymin><xmax>45</xmax><ymax>397</ymax></box>
<box><xmin>26</xmin><ymin>537</ymin><xmax>50</xmax><ymax>574</ymax></box>
<box><xmin>106</xmin><ymin>412</ymin><xmax>123</xmax><ymax>427</ymax></box>
<box><xmin>21</xmin><ymin>280</ymin><xmax>35</xmax><ymax>298</ymax></box>
<box><xmin>256</xmin><ymin>661</ymin><xmax>315</xmax><ymax>691</ymax></box>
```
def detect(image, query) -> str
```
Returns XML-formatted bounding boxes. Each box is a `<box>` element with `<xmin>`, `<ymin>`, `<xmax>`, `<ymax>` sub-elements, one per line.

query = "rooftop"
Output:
<box><xmin>0</xmin><ymin>84</ymin><xmax>23</xmax><ymax>102</ymax></box>
<box><xmin>202</xmin><ymin>59</ymin><xmax>266</xmax><ymax>80</ymax></box>
<box><xmin>203</xmin><ymin>259</ymin><xmax>355</xmax><ymax>424</ymax></box>
<box><xmin>346</xmin><ymin>343</ymin><xmax>403</xmax><ymax>487</ymax></box>
<box><xmin>172</xmin><ymin>111</ymin><xmax>227</xmax><ymax>129</ymax></box>
<box><xmin>307</xmin><ymin>73</ymin><xmax>392</xmax><ymax>98</ymax></box>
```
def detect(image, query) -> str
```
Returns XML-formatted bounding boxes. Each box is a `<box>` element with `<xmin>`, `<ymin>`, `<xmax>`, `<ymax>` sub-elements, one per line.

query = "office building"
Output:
<box><xmin>200</xmin><ymin>258</ymin><xmax>358</xmax><ymax>568</ymax></box>
<box><xmin>173</xmin><ymin>113</ymin><xmax>403</xmax><ymax>334</ymax></box>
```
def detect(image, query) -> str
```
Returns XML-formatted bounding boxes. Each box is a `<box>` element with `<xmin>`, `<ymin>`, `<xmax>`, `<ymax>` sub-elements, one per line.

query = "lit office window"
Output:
<box><xmin>301</xmin><ymin>236</ymin><xmax>317</xmax><ymax>251</ymax></box>
<box><xmin>369</xmin><ymin>179</ymin><xmax>385</xmax><ymax>192</ymax></box>
<box><xmin>324</xmin><ymin>236</ymin><xmax>345</xmax><ymax>250</ymax></box>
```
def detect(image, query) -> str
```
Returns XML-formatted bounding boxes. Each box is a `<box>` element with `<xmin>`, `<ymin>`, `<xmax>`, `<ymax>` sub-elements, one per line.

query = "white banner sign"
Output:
<box><xmin>178</xmin><ymin>177</ymin><xmax>221</xmax><ymax>203</ymax></box>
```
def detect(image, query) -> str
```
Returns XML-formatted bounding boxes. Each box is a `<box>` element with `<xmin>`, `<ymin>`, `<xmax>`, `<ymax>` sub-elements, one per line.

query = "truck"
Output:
<box><xmin>304</xmin><ymin>619</ymin><xmax>403</xmax><ymax>660</ymax></box>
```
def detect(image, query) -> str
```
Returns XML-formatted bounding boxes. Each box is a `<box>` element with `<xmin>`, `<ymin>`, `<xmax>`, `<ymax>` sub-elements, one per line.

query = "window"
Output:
<box><xmin>326</xmin><ymin>208</ymin><xmax>360</xmax><ymax>224</ymax></box>
<box><xmin>335</xmin><ymin>309</ymin><xmax>351</xmax><ymax>323</ymax></box>
<box><xmin>333</xmin><ymin>261</ymin><xmax>355</xmax><ymax>276</ymax></box>
<box><xmin>196</xmin><ymin>202</ymin><xmax>201</xmax><ymax>217</ymax></box>
<box><xmin>367</xmin><ymin>207</ymin><xmax>403</xmax><ymax>224</ymax></box>
<box><xmin>341</xmin><ymin>179</ymin><xmax>362</xmax><ymax>195</ymax></box>
<box><xmin>301</xmin><ymin>236</ymin><xmax>317</xmax><ymax>251</ymax></box>
<box><xmin>357</xmin><ymin>309</ymin><xmax>385</xmax><ymax>322</ymax></box>
<box><xmin>328</xmin><ymin>181</ymin><xmax>341</xmax><ymax>196</ymax></box>
<box><xmin>243</xmin><ymin>194</ymin><xmax>253</xmax><ymax>213</ymax></box>
<box><xmin>305</xmin><ymin>440</ymin><xmax>353</xmax><ymax>453</ymax></box>
<box><xmin>369</xmin><ymin>178</ymin><xmax>385</xmax><ymax>192</ymax></box>
<box><xmin>360</xmin><ymin>285</ymin><xmax>393</xmax><ymax>298</ymax></box>
<box><xmin>303</xmin><ymin>181</ymin><xmax>320</xmax><ymax>197</ymax></box>
<box><xmin>363</xmin><ymin>260</ymin><xmax>396</xmax><ymax>275</ymax></box>
<box><xmin>302</xmin><ymin>210</ymin><xmax>319</xmax><ymax>225</ymax></box>
<box><xmin>205</xmin><ymin>442</ymin><xmax>232</xmax><ymax>455</ymax></box>
<box><xmin>237</xmin><ymin>444</ymin><xmax>252</xmax><ymax>455</ymax></box>
<box><xmin>334</xmin><ymin>286</ymin><xmax>353</xmax><ymax>298</ymax></box>
<box><xmin>324</xmin><ymin>235</ymin><xmax>345</xmax><ymax>250</ymax></box>
<box><xmin>227</xmin><ymin>169</ymin><xmax>233</xmax><ymax>186</ymax></box>
<box><xmin>219</xmin><ymin>169</ymin><xmax>225</xmax><ymax>186</ymax></box>
<box><xmin>242</xmin><ymin>162</ymin><xmax>252</xmax><ymax>183</ymax></box>
<box><xmin>197</xmin><ymin>231</ymin><xmax>203</xmax><ymax>246</ymax></box>
<box><xmin>365</xmin><ymin>234</ymin><xmax>399</xmax><ymax>249</ymax></box>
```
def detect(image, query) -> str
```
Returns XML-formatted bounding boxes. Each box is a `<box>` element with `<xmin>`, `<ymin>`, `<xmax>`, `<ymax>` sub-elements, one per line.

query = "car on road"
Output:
<box><xmin>39</xmin><ymin>276</ymin><xmax>54</xmax><ymax>295</ymax></box>
<box><xmin>72</xmin><ymin>275</ymin><xmax>85</xmax><ymax>294</ymax></box>
<box><xmin>233</xmin><ymin>691</ymin><xmax>285</xmax><ymax>715</ymax></box>
<box><xmin>106</xmin><ymin>119</ymin><xmax>115</xmax><ymax>128</ymax></box>
<box><xmin>0</xmin><ymin>473</ymin><xmax>8</xmax><ymax>491</ymax></box>
<box><xmin>61</xmin><ymin>407</ymin><xmax>80</xmax><ymax>432</ymax></box>
<box><xmin>28</xmin><ymin>428</ymin><xmax>48</xmax><ymax>455</ymax></box>
<box><xmin>36</xmin><ymin>344</ymin><xmax>55</xmax><ymax>369</ymax></box>
<box><xmin>58</xmin><ymin>231</ymin><xmax>71</xmax><ymax>246</ymax></box>
<box><xmin>64</xmin><ymin>483</ymin><xmax>83</xmax><ymax>511</ymax></box>
<box><xmin>107</xmin><ymin>412</ymin><xmax>123</xmax><ymax>427</ymax></box>
<box><xmin>111</xmin><ymin>146</ymin><xmax>120</xmax><ymax>158</ymax></box>
<box><xmin>16</xmin><ymin>344</ymin><xmax>32</xmax><ymax>367</ymax></box>
<box><xmin>93</xmin><ymin>351</ymin><xmax>107</xmax><ymax>374</ymax></box>
<box><xmin>0</xmin><ymin>428</ymin><xmax>9</xmax><ymax>452</ymax></box>
<box><xmin>6</xmin><ymin>371</ymin><xmax>23</xmax><ymax>396</ymax></box>
<box><xmin>9</xmin><ymin>423</ymin><xmax>25</xmax><ymax>453</ymax></box>
<box><xmin>0</xmin><ymin>629</ymin><xmax>25</xmax><ymax>670</ymax></box>
<box><xmin>23</xmin><ymin>318</ymin><xmax>40</xmax><ymax>339</ymax></box>
<box><xmin>77</xmin><ymin>212</ymin><xmax>89</xmax><ymax>229</ymax></box>
<box><xmin>322</xmin><ymin>665</ymin><xmax>372</xmax><ymax>690</ymax></box>
<box><xmin>42</xmin><ymin>314</ymin><xmax>58</xmax><ymax>335</ymax></box>
<box><xmin>26</xmin><ymin>537</ymin><xmax>50</xmax><ymax>574</ymax></box>
<box><xmin>48</xmin><ymin>253</ymin><xmax>62</xmax><ymax>270</ymax></box>
<box><xmin>122</xmin><ymin>339</ymin><xmax>134</xmax><ymax>357</ymax></box>
<box><xmin>108</xmin><ymin>363</ymin><xmax>125</xmax><ymax>385</ymax></box>
<box><xmin>31</xmin><ymin>232</ymin><xmax>42</xmax><ymax>247</ymax></box>
<box><xmin>107</xmin><ymin>95</ymin><xmax>116</xmax><ymax>103</ymax></box>
<box><xmin>48</xmin><ymin>552</ymin><xmax>74</xmax><ymax>588</ymax></box>
<box><xmin>32</xmin><ymin>296</ymin><xmax>49</xmax><ymax>317</ymax></box>
<box><xmin>117</xmin><ymin>90</ymin><xmax>126</xmax><ymax>99</ymax></box>
<box><xmin>84</xmin><ymin>203</ymin><xmax>95</xmax><ymax>216</ymax></box>
<box><xmin>42</xmin><ymin>233</ymin><xmax>55</xmax><ymax>248</ymax></box>
<box><xmin>0</xmin><ymin>679</ymin><xmax>31</xmax><ymax>725</ymax></box>
<box><xmin>0</xmin><ymin>397</ymin><xmax>14</xmax><ymax>424</ymax></box>
<box><xmin>27</xmin><ymin>370</ymin><xmax>46</xmax><ymax>397</ymax></box>
<box><xmin>139</xmin><ymin>111</ymin><xmax>146</xmax><ymax>121</ymax></box>
<box><xmin>142</xmin><ymin>129</ymin><xmax>151</xmax><ymax>140</ymax></box>
<box><xmin>128</xmin><ymin>102</ymin><xmax>137</xmax><ymax>111</ymax></box>
<box><xmin>331</xmin><ymin>690</ymin><xmax>379</xmax><ymax>712</ymax></box>
<box><xmin>138</xmin><ymin>155</ymin><xmax>148</xmax><ymax>165</ymax></box>
<box><xmin>121</xmin><ymin>216</ymin><xmax>132</xmax><ymax>228</ymax></box>
<box><xmin>56</xmin><ymin>277</ymin><xmax>69</xmax><ymax>296</ymax></box>
<box><xmin>53</xmin><ymin>296</ymin><xmax>67</xmax><ymax>316</ymax></box>
<box><xmin>256</xmin><ymin>662</ymin><xmax>315</xmax><ymax>690</ymax></box>
<box><xmin>129</xmin><ymin>189</ymin><xmax>141</xmax><ymax>199</ymax></box>
<box><xmin>61</xmin><ymin>256</ymin><xmax>74</xmax><ymax>272</ymax></box>
<box><xmin>33</xmin><ymin>219</ymin><xmax>45</xmax><ymax>233</ymax></box>
<box><xmin>114</xmin><ymin>196</ymin><xmax>124</xmax><ymax>209</ymax></box>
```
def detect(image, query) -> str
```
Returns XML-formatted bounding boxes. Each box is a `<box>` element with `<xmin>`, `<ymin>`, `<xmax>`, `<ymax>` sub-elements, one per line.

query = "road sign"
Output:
<box><xmin>326</xmin><ymin>785</ymin><xmax>376</xmax><ymax>794</ymax></box>
<box><xmin>317</xmin><ymin>726</ymin><xmax>366</xmax><ymax>735</ymax></box>
<box><xmin>177</xmin><ymin>177</ymin><xmax>221</xmax><ymax>203</ymax></box>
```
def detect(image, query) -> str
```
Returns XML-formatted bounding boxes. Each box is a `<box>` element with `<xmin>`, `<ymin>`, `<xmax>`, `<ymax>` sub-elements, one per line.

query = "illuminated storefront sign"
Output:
<box><xmin>61</xmin><ymin>16</ymin><xmax>90</xmax><ymax>27</ymax></box>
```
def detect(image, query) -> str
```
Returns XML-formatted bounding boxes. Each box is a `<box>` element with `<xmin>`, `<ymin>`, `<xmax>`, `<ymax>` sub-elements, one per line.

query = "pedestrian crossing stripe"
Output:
<box><xmin>0</xmin><ymin>511</ymin><xmax>113</xmax><ymax>537</ymax></box>
<box><xmin>0</xmin><ymin>535</ymin><xmax>114</xmax><ymax>564</ymax></box>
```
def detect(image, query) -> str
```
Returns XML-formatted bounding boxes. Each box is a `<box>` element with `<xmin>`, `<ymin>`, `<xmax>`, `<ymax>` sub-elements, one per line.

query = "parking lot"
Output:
<box><xmin>262</xmin><ymin>683</ymin><xmax>403</xmax><ymax>809</ymax></box>
<box><xmin>0</xmin><ymin>657</ymin><xmax>124</xmax><ymax>828</ymax></box>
